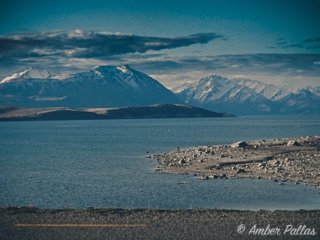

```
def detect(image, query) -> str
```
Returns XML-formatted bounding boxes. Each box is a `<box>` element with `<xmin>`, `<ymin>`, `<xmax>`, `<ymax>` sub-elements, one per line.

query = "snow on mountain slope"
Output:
<box><xmin>311</xmin><ymin>86</ymin><xmax>320</xmax><ymax>96</ymax></box>
<box><xmin>232</xmin><ymin>78</ymin><xmax>290</xmax><ymax>100</ymax></box>
<box><xmin>174</xmin><ymin>75</ymin><xmax>235</xmax><ymax>103</ymax></box>
<box><xmin>175</xmin><ymin>75</ymin><xmax>273</xmax><ymax>115</ymax></box>
<box><xmin>276</xmin><ymin>89</ymin><xmax>320</xmax><ymax>114</ymax></box>
<box><xmin>174</xmin><ymin>75</ymin><xmax>320</xmax><ymax>115</ymax></box>
<box><xmin>1</xmin><ymin>68</ymin><xmax>51</xmax><ymax>83</ymax></box>
<box><xmin>0</xmin><ymin>66</ymin><xmax>182</xmax><ymax>108</ymax></box>
<box><xmin>175</xmin><ymin>75</ymin><xmax>265</xmax><ymax>104</ymax></box>
<box><xmin>55</xmin><ymin>65</ymin><xmax>159</xmax><ymax>90</ymax></box>
<box><xmin>299</xmin><ymin>86</ymin><xmax>320</xmax><ymax>97</ymax></box>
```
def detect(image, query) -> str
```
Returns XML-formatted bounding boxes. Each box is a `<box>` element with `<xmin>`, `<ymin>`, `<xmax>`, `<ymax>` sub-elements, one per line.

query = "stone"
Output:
<box><xmin>287</xmin><ymin>140</ymin><xmax>300</xmax><ymax>146</ymax></box>
<box><xmin>200</xmin><ymin>175</ymin><xmax>209</xmax><ymax>180</ymax></box>
<box><xmin>231</xmin><ymin>141</ymin><xmax>248</xmax><ymax>148</ymax></box>
<box><xmin>211</xmin><ymin>165</ymin><xmax>221</xmax><ymax>170</ymax></box>
<box><xmin>258</xmin><ymin>163</ymin><xmax>266</xmax><ymax>167</ymax></box>
<box><xmin>236</xmin><ymin>168</ymin><xmax>245</xmax><ymax>173</ymax></box>
<box><xmin>179</xmin><ymin>159</ymin><xmax>186</xmax><ymax>164</ymax></box>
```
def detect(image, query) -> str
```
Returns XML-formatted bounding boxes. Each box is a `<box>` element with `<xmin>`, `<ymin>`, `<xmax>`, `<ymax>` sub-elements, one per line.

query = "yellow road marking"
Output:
<box><xmin>15</xmin><ymin>223</ymin><xmax>146</xmax><ymax>227</ymax></box>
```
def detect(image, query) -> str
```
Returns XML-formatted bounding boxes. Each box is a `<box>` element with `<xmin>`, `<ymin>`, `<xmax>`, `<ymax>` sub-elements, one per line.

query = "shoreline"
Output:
<box><xmin>1</xmin><ymin>207</ymin><xmax>319</xmax><ymax>239</ymax></box>
<box><xmin>1</xmin><ymin>136</ymin><xmax>320</xmax><ymax>238</ymax></box>
<box><xmin>154</xmin><ymin>136</ymin><xmax>320</xmax><ymax>188</ymax></box>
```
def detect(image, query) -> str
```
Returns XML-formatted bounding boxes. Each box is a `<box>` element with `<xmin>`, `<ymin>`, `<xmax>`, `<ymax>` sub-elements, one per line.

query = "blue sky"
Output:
<box><xmin>1</xmin><ymin>0</ymin><xmax>319</xmax><ymax>88</ymax></box>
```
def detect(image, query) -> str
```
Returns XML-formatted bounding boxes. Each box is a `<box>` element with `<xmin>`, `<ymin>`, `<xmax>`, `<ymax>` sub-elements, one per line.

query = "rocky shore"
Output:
<box><xmin>154</xmin><ymin>136</ymin><xmax>320</xmax><ymax>187</ymax></box>
<box><xmin>1</xmin><ymin>136</ymin><xmax>320</xmax><ymax>239</ymax></box>
<box><xmin>1</xmin><ymin>207</ymin><xmax>319</xmax><ymax>239</ymax></box>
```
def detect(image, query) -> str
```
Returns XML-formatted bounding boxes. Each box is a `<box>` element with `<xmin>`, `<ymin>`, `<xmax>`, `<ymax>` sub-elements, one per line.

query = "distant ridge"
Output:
<box><xmin>174</xmin><ymin>75</ymin><xmax>320</xmax><ymax>115</ymax></box>
<box><xmin>0</xmin><ymin>104</ymin><xmax>235</xmax><ymax>121</ymax></box>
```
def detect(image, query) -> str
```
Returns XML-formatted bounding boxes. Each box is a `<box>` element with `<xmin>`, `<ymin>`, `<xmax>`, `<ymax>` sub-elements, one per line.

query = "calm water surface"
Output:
<box><xmin>0</xmin><ymin>115</ymin><xmax>320</xmax><ymax>210</ymax></box>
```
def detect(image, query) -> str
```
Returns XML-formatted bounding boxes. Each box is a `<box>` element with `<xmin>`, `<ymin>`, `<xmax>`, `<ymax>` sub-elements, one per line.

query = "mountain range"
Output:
<box><xmin>0</xmin><ymin>66</ymin><xmax>319</xmax><ymax>115</ymax></box>
<box><xmin>173</xmin><ymin>75</ymin><xmax>320</xmax><ymax>115</ymax></box>
<box><xmin>0</xmin><ymin>65</ymin><xmax>182</xmax><ymax>108</ymax></box>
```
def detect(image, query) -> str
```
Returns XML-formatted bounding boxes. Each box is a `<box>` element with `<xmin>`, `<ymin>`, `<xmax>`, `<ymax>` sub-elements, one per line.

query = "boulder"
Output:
<box><xmin>236</xmin><ymin>168</ymin><xmax>245</xmax><ymax>174</ymax></box>
<box><xmin>179</xmin><ymin>159</ymin><xmax>186</xmax><ymax>164</ymax></box>
<box><xmin>231</xmin><ymin>141</ymin><xmax>248</xmax><ymax>148</ymax></box>
<box><xmin>287</xmin><ymin>140</ymin><xmax>300</xmax><ymax>146</ymax></box>
<box><xmin>199</xmin><ymin>175</ymin><xmax>209</xmax><ymax>180</ymax></box>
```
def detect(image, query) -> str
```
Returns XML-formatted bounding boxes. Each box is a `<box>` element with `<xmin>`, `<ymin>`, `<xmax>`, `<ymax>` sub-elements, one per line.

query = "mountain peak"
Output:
<box><xmin>92</xmin><ymin>65</ymin><xmax>134</xmax><ymax>75</ymax></box>
<box><xmin>116</xmin><ymin>65</ymin><xmax>133</xmax><ymax>74</ymax></box>
<box><xmin>200</xmin><ymin>75</ymin><xmax>231</xmax><ymax>86</ymax></box>
<box><xmin>202</xmin><ymin>75</ymin><xmax>225</xmax><ymax>81</ymax></box>
<box><xmin>1</xmin><ymin>67</ymin><xmax>51</xmax><ymax>83</ymax></box>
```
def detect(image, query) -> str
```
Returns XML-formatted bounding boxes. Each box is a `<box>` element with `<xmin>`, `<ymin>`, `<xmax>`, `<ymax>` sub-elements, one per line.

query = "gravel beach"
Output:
<box><xmin>1</xmin><ymin>207</ymin><xmax>319</xmax><ymax>239</ymax></box>
<box><xmin>154</xmin><ymin>136</ymin><xmax>320</xmax><ymax>187</ymax></box>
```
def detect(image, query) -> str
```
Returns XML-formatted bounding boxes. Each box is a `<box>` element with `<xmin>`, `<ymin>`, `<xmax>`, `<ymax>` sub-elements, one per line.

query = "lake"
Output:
<box><xmin>1</xmin><ymin>115</ymin><xmax>320</xmax><ymax>210</ymax></box>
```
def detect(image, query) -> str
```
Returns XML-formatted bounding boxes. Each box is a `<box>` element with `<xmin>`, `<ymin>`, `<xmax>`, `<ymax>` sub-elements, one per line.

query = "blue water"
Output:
<box><xmin>1</xmin><ymin>115</ymin><xmax>320</xmax><ymax>210</ymax></box>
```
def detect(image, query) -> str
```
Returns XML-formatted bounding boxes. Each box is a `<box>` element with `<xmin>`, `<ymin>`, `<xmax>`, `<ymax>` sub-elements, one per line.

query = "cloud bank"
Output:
<box><xmin>134</xmin><ymin>53</ymin><xmax>320</xmax><ymax>76</ymax></box>
<box><xmin>126</xmin><ymin>53</ymin><xmax>320</xmax><ymax>88</ymax></box>
<box><xmin>0</xmin><ymin>30</ymin><xmax>319</xmax><ymax>89</ymax></box>
<box><xmin>0</xmin><ymin>30</ymin><xmax>222</xmax><ymax>59</ymax></box>
<box><xmin>275</xmin><ymin>37</ymin><xmax>320</xmax><ymax>50</ymax></box>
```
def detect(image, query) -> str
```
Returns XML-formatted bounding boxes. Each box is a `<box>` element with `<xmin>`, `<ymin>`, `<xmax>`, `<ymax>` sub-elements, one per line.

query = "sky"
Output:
<box><xmin>0</xmin><ymin>0</ymin><xmax>320</xmax><ymax>89</ymax></box>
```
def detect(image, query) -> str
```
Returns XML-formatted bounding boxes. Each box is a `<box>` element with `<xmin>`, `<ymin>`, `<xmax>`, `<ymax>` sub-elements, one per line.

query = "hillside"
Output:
<box><xmin>0</xmin><ymin>104</ymin><xmax>235</xmax><ymax>121</ymax></box>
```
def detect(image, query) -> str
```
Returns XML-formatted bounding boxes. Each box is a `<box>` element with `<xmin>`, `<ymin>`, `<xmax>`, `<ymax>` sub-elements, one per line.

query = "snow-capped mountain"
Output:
<box><xmin>0</xmin><ymin>66</ymin><xmax>182</xmax><ymax>108</ymax></box>
<box><xmin>276</xmin><ymin>89</ymin><xmax>320</xmax><ymax>114</ymax></box>
<box><xmin>300</xmin><ymin>86</ymin><xmax>320</xmax><ymax>97</ymax></box>
<box><xmin>1</xmin><ymin>67</ymin><xmax>51</xmax><ymax>83</ymax></box>
<box><xmin>174</xmin><ymin>75</ymin><xmax>320</xmax><ymax>115</ymax></box>
<box><xmin>232</xmin><ymin>78</ymin><xmax>290</xmax><ymax>101</ymax></box>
